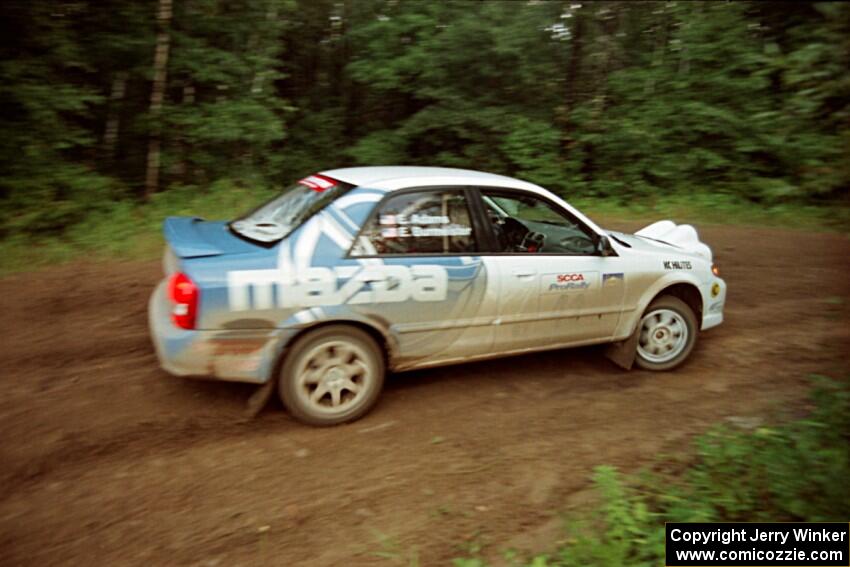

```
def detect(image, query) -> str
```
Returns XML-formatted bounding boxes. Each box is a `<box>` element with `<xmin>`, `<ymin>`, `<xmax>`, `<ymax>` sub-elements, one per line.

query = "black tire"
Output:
<box><xmin>634</xmin><ymin>295</ymin><xmax>698</xmax><ymax>371</ymax></box>
<box><xmin>278</xmin><ymin>325</ymin><xmax>385</xmax><ymax>426</ymax></box>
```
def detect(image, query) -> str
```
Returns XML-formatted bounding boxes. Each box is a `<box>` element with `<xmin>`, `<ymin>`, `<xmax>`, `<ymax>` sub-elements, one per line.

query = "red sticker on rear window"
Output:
<box><xmin>298</xmin><ymin>174</ymin><xmax>338</xmax><ymax>192</ymax></box>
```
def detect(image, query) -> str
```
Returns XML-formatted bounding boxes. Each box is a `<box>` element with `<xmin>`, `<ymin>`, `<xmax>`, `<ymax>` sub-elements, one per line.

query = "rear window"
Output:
<box><xmin>229</xmin><ymin>175</ymin><xmax>353</xmax><ymax>243</ymax></box>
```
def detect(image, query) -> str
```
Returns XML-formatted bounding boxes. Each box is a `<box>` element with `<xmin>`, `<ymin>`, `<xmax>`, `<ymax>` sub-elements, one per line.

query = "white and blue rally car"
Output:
<box><xmin>149</xmin><ymin>167</ymin><xmax>726</xmax><ymax>425</ymax></box>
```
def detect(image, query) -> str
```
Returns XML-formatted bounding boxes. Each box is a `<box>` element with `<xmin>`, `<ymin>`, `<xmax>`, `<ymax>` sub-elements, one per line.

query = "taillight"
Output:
<box><xmin>167</xmin><ymin>272</ymin><xmax>199</xmax><ymax>330</ymax></box>
<box><xmin>711</xmin><ymin>264</ymin><xmax>720</xmax><ymax>277</ymax></box>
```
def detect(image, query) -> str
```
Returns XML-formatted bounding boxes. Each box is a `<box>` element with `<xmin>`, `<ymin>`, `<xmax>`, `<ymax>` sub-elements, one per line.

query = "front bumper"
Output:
<box><xmin>701</xmin><ymin>277</ymin><xmax>726</xmax><ymax>331</ymax></box>
<box><xmin>148</xmin><ymin>281</ymin><xmax>283</xmax><ymax>384</ymax></box>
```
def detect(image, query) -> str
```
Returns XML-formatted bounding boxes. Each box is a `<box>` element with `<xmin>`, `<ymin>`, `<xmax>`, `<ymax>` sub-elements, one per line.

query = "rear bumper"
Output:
<box><xmin>701</xmin><ymin>277</ymin><xmax>726</xmax><ymax>331</ymax></box>
<box><xmin>148</xmin><ymin>281</ymin><xmax>282</xmax><ymax>384</ymax></box>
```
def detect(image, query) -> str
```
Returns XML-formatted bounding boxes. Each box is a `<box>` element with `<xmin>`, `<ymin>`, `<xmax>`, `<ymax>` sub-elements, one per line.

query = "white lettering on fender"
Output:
<box><xmin>411</xmin><ymin>265</ymin><xmax>448</xmax><ymax>302</ymax></box>
<box><xmin>227</xmin><ymin>265</ymin><xmax>449</xmax><ymax>311</ymax></box>
<box><xmin>228</xmin><ymin>269</ymin><xmax>290</xmax><ymax>311</ymax></box>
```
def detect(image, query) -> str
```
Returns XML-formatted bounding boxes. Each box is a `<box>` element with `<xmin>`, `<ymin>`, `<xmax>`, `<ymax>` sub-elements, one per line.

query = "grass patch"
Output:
<box><xmin>571</xmin><ymin>193</ymin><xmax>850</xmax><ymax>232</ymax></box>
<box><xmin>0</xmin><ymin>183</ymin><xmax>847</xmax><ymax>275</ymax></box>
<box><xmin>454</xmin><ymin>376</ymin><xmax>850</xmax><ymax>566</ymax></box>
<box><xmin>0</xmin><ymin>180</ymin><xmax>277</xmax><ymax>275</ymax></box>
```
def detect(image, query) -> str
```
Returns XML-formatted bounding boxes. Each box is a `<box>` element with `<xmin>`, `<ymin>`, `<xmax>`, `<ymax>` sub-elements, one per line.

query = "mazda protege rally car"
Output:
<box><xmin>149</xmin><ymin>167</ymin><xmax>726</xmax><ymax>426</ymax></box>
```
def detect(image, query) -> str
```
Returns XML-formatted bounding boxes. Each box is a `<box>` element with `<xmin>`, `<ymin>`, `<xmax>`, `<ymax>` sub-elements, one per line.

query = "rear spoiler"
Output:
<box><xmin>163</xmin><ymin>216</ymin><xmax>225</xmax><ymax>258</ymax></box>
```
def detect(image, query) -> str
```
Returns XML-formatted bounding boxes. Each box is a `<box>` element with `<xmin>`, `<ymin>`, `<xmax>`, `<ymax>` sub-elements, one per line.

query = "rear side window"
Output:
<box><xmin>351</xmin><ymin>189</ymin><xmax>478</xmax><ymax>256</ymax></box>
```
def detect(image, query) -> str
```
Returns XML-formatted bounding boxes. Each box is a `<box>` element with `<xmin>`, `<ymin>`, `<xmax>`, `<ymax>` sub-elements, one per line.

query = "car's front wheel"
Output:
<box><xmin>634</xmin><ymin>295</ymin><xmax>698</xmax><ymax>371</ymax></box>
<box><xmin>278</xmin><ymin>325</ymin><xmax>385</xmax><ymax>426</ymax></box>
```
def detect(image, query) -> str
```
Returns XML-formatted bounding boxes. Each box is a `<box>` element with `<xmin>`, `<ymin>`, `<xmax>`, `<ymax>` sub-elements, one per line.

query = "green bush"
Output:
<box><xmin>456</xmin><ymin>377</ymin><xmax>850</xmax><ymax>566</ymax></box>
<box><xmin>0</xmin><ymin>179</ymin><xmax>278</xmax><ymax>273</ymax></box>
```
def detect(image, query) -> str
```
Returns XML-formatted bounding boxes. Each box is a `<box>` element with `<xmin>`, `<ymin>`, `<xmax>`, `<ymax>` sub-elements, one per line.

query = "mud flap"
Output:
<box><xmin>244</xmin><ymin>379</ymin><xmax>275</xmax><ymax>418</ymax></box>
<box><xmin>605</xmin><ymin>325</ymin><xmax>640</xmax><ymax>370</ymax></box>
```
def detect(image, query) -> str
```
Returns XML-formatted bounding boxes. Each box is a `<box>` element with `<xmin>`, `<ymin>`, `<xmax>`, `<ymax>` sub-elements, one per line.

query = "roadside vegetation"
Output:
<box><xmin>2</xmin><ymin>1</ymin><xmax>848</xmax><ymax>275</ymax></box>
<box><xmin>453</xmin><ymin>376</ymin><xmax>850</xmax><ymax>566</ymax></box>
<box><xmin>3</xmin><ymin>3</ymin><xmax>848</xmax><ymax>563</ymax></box>
<box><xmin>0</xmin><ymin>180</ymin><xmax>277</xmax><ymax>273</ymax></box>
<box><xmin>1</xmin><ymin>181</ymin><xmax>847</xmax><ymax>275</ymax></box>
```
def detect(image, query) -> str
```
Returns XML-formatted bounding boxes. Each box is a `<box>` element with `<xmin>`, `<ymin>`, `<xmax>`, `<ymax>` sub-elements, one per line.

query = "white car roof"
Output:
<box><xmin>320</xmin><ymin>166</ymin><xmax>543</xmax><ymax>193</ymax></box>
<box><xmin>320</xmin><ymin>165</ymin><xmax>606</xmax><ymax>236</ymax></box>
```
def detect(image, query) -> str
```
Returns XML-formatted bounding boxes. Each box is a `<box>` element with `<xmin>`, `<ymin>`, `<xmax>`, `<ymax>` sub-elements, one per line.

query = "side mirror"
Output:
<box><xmin>597</xmin><ymin>234</ymin><xmax>615</xmax><ymax>257</ymax></box>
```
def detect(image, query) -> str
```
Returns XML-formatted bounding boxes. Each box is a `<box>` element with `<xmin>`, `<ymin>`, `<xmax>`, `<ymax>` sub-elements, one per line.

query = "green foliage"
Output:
<box><xmin>164</xmin><ymin>0</ymin><xmax>290</xmax><ymax>183</ymax></box>
<box><xmin>1</xmin><ymin>0</ymin><xmax>848</xmax><ymax>246</ymax></box>
<box><xmin>346</xmin><ymin>0</ymin><xmax>564</xmax><ymax>179</ymax></box>
<box><xmin>500</xmin><ymin>118</ymin><xmax>566</xmax><ymax>193</ymax></box>
<box><xmin>570</xmin><ymin>191</ymin><xmax>850</xmax><ymax>231</ymax></box>
<box><xmin>347</xmin><ymin>129</ymin><xmax>410</xmax><ymax>165</ymax></box>
<box><xmin>682</xmin><ymin>377</ymin><xmax>850</xmax><ymax>522</ymax></box>
<box><xmin>551</xmin><ymin>466</ymin><xmax>665</xmax><ymax>567</ymax></box>
<box><xmin>559</xmin><ymin>1</ymin><xmax>850</xmax><ymax>203</ymax></box>
<box><xmin>0</xmin><ymin>179</ymin><xmax>277</xmax><ymax>273</ymax></box>
<box><xmin>454</xmin><ymin>377</ymin><xmax>850</xmax><ymax>566</ymax></box>
<box><xmin>0</xmin><ymin>2</ymin><xmax>115</xmax><ymax>234</ymax></box>
<box><xmin>1</xmin><ymin>189</ymin><xmax>846</xmax><ymax>275</ymax></box>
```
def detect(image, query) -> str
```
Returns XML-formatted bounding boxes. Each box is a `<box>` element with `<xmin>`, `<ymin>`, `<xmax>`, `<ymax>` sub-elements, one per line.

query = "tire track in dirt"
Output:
<box><xmin>0</xmin><ymin>224</ymin><xmax>848</xmax><ymax>566</ymax></box>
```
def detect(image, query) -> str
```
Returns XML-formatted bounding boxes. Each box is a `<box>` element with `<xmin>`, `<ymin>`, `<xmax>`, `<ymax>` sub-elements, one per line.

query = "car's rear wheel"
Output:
<box><xmin>278</xmin><ymin>325</ymin><xmax>385</xmax><ymax>426</ymax></box>
<box><xmin>634</xmin><ymin>295</ymin><xmax>698</xmax><ymax>371</ymax></box>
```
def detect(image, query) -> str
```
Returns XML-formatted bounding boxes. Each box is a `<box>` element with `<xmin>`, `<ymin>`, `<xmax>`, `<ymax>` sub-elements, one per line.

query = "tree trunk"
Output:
<box><xmin>560</xmin><ymin>1</ymin><xmax>585</xmax><ymax>156</ymax></box>
<box><xmin>103</xmin><ymin>72</ymin><xmax>127</xmax><ymax>160</ymax></box>
<box><xmin>645</xmin><ymin>6</ymin><xmax>669</xmax><ymax>96</ymax></box>
<box><xmin>585</xmin><ymin>2</ymin><xmax>622</xmax><ymax>187</ymax></box>
<box><xmin>173</xmin><ymin>83</ymin><xmax>194</xmax><ymax>181</ymax></box>
<box><xmin>144</xmin><ymin>0</ymin><xmax>173</xmax><ymax>199</ymax></box>
<box><xmin>341</xmin><ymin>0</ymin><xmax>358</xmax><ymax>145</ymax></box>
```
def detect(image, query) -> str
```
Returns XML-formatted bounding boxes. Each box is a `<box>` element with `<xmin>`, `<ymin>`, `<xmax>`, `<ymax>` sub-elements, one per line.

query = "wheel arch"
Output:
<box><xmin>266</xmin><ymin>318</ymin><xmax>394</xmax><ymax>385</ymax></box>
<box><xmin>606</xmin><ymin>279</ymin><xmax>703</xmax><ymax>371</ymax></box>
<box><xmin>656</xmin><ymin>282</ymin><xmax>703</xmax><ymax>323</ymax></box>
<box><xmin>624</xmin><ymin>276</ymin><xmax>705</xmax><ymax>337</ymax></box>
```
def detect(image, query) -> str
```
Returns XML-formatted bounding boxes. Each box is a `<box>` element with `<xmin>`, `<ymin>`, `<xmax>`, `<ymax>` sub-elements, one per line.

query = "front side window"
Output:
<box><xmin>351</xmin><ymin>189</ymin><xmax>478</xmax><ymax>256</ymax></box>
<box><xmin>482</xmin><ymin>191</ymin><xmax>597</xmax><ymax>255</ymax></box>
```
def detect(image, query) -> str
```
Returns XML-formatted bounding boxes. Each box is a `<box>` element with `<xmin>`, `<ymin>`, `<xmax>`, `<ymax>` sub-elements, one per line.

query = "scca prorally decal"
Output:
<box><xmin>541</xmin><ymin>272</ymin><xmax>594</xmax><ymax>293</ymax></box>
<box><xmin>227</xmin><ymin>265</ymin><xmax>448</xmax><ymax>311</ymax></box>
<box><xmin>663</xmin><ymin>260</ymin><xmax>692</xmax><ymax>270</ymax></box>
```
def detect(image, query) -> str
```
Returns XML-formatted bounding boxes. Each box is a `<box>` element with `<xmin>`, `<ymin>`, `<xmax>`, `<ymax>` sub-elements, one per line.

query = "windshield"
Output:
<box><xmin>229</xmin><ymin>176</ymin><xmax>353</xmax><ymax>243</ymax></box>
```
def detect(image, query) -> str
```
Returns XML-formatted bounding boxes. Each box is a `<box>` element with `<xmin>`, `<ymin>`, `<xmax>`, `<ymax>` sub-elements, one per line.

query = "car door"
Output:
<box><xmin>347</xmin><ymin>187</ymin><xmax>498</xmax><ymax>369</ymax></box>
<box><xmin>474</xmin><ymin>188</ymin><xmax>626</xmax><ymax>352</ymax></box>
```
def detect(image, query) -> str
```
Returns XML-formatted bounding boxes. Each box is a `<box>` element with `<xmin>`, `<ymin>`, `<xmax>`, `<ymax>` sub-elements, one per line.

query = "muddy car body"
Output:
<box><xmin>149</xmin><ymin>166</ymin><xmax>726</xmax><ymax>425</ymax></box>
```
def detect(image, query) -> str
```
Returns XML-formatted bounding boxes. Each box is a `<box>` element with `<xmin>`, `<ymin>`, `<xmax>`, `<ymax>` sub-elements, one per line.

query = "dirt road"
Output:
<box><xmin>1</xmin><ymin>223</ymin><xmax>848</xmax><ymax>566</ymax></box>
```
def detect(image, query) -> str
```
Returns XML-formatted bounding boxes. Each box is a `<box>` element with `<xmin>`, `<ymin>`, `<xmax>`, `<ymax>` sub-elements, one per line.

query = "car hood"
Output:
<box><xmin>609</xmin><ymin>220</ymin><xmax>713</xmax><ymax>261</ymax></box>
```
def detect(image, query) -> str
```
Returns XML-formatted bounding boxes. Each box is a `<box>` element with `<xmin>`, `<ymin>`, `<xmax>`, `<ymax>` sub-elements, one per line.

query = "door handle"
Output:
<box><xmin>511</xmin><ymin>269</ymin><xmax>537</xmax><ymax>278</ymax></box>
